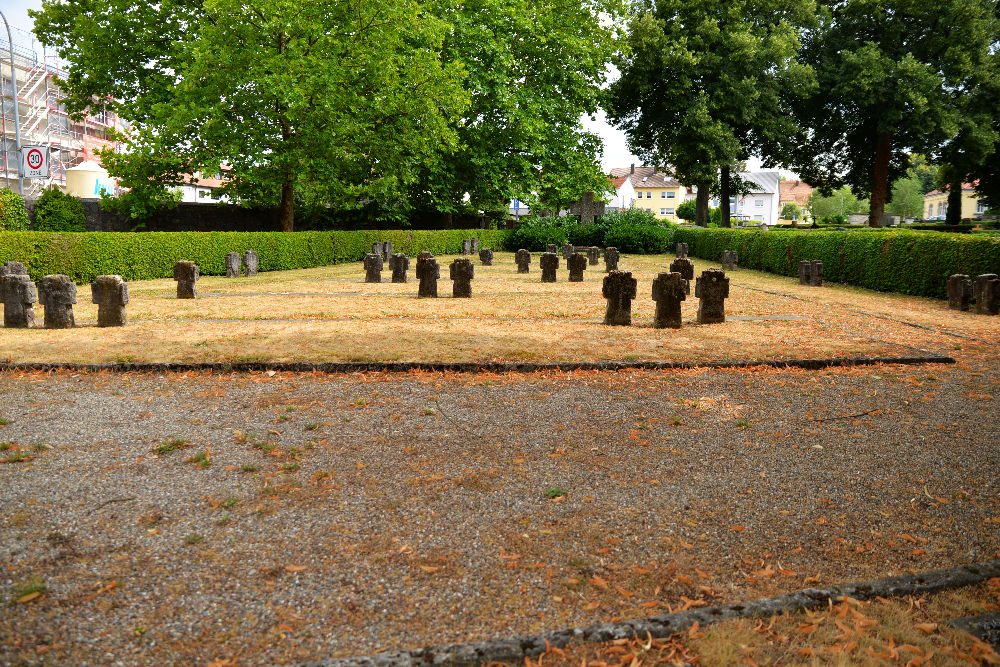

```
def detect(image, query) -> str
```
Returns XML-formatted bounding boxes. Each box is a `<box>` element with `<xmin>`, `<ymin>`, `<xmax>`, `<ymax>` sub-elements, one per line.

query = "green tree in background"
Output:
<box><xmin>675</xmin><ymin>200</ymin><xmax>697</xmax><ymax>222</ymax></box>
<box><xmin>404</xmin><ymin>0</ymin><xmax>623</xmax><ymax>221</ymax></box>
<box><xmin>780</xmin><ymin>202</ymin><xmax>802</xmax><ymax>221</ymax></box>
<box><xmin>34</xmin><ymin>0</ymin><xmax>471</xmax><ymax>231</ymax></box>
<box><xmin>786</xmin><ymin>0</ymin><xmax>1000</xmax><ymax>226</ymax></box>
<box><xmin>608</xmin><ymin>0</ymin><xmax>816</xmax><ymax>227</ymax></box>
<box><xmin>807</xmin><ymin>186</ymin><xmax>867</xmax><ymax>223</ymax></box>
<box><xmin>887</xmin><ymin>177</ymin><xmax>923</xmax><ymax>220</ymax></box>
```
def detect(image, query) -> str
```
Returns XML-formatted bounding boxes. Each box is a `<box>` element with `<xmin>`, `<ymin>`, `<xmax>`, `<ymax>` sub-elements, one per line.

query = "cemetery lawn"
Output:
<box><xmin>1</xmin><ymin>336</ymin><xmax>998</xmax><ymax>664</ymax></box>
<box><xmin>2</xmin><ymin>251</ymin><xmax>997</xmax><ymax>365</ymax></box>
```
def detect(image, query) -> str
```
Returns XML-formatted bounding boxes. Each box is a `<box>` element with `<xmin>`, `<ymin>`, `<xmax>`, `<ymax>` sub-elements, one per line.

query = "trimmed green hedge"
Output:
<box><xmin>0</xmin><ymin>229</ymin><xmax>509</xmax><ymax>283</ymax></box>
<box><xmin>673</xmin><ymin>227</ymin><xmax>1000</xmax><ymax>299</ymax></box>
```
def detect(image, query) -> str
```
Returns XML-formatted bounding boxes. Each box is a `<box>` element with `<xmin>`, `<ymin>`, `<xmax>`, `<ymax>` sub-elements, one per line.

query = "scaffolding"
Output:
<box><xmin>1</xmin><ymin>22</ymin><xmax>123</xmax><ymax>197</ymax></box>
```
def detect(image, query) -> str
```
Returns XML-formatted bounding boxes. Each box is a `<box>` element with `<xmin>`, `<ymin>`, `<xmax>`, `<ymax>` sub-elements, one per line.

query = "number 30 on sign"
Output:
<box><xmin>21</xmin><ymin>146</ymin><xmax>49</xmax><ymax>179</ymax></box>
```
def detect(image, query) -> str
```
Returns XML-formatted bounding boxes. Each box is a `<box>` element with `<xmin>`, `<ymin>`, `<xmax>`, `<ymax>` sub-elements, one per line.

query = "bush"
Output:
<box><xmin>672</xmin><ymin>227</ymin><xmax>1000</xmax><ymax>299</ymax></box>
<box><xmin>0</xmin><ymin>189</ymin><xmax>30</xmax><ymax>231</ymax></box>
<box><xmin>0</xmin><ymin>229</ymin><xmax>509</xmax><ymax>283</ymax></box>
<box><xmin>506</xmin><ymin>218</ymin><xmax>570</xmax><ymax>251</ymax></box>
<box><xmin>34</xmin><ymin>187</ymin><xmax>86</xmax><ymax>232</ymax></box>
<box><xmin>505</xmin><ymin>209</ymin><xmax>674</xmax><ymax>254</ymax></box>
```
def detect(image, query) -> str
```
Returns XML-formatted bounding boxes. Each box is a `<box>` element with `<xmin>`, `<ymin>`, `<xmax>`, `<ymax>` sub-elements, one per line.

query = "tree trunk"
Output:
<box><xmin>279</xmin><ymin>179</ymin><xmax>294</xmax><ymax>232</ymax></box>
<box><xmin>869</xmin><ymin>131</ymin><xmax>892</xmax><ymax>227</ymax></box>
<box><xmin>945</xmin><ymin>177</ymin><xmax>963</xmax><ymax>225</ymax></box>
<box><xmin>695</xmin><ymin>182</ymin><xmax>711</xmax><ymax>226</ymax></box>
<box><xmin>720</xmin><ymin>166</ymin><xmax>731</xmax><ymax>228</ymax></box>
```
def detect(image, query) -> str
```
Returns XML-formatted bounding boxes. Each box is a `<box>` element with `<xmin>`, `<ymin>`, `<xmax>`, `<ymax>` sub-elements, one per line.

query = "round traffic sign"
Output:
<box><xmin>26</xmin><ymin>148</ymin><xmax>43</xmax><ymax>170</ymax></box>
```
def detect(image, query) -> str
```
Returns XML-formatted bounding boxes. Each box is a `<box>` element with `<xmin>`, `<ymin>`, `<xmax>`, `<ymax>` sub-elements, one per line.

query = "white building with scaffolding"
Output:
<box><xmin>1</xmin><ymin>22</ymin><xmax>124</xmax><ymax>198</ymax></box>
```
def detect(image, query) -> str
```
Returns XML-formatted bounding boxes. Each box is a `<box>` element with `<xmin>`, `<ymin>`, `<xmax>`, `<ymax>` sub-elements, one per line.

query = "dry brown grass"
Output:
<box><xmin>519</xmin><ymin>578</ymin><xmax>1000</xmax><ymax>666</ymax></box>
<box><xmin>1</xmin><ymin>252</ymin><xmax>995</xmax><ymax>364</ymax></box>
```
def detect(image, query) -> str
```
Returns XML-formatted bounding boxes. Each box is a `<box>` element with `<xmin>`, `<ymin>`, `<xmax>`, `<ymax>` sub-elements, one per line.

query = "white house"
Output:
<box><xmin>607</xmin><ymin>174</ymin><xmax>637</xmax><ymax>211</ymax></box>
<box><xmin>710</xmin><ymin>171</ymin><xmax>781</xmax><ymax>226</ymax></box>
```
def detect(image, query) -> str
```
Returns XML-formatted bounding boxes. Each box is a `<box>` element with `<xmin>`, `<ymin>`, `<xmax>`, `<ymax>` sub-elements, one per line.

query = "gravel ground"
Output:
<box><xmin>1</xmin><ymin>334</ymin><xmax>998</xmax><ymax>665</ymax></box>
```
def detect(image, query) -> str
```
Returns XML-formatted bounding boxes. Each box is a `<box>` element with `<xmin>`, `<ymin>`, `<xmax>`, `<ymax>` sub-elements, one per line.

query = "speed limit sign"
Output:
<box><xmin>21</xmin><ymin>146</ymin><xmax>49</xmax><ymax>179</ymax></box>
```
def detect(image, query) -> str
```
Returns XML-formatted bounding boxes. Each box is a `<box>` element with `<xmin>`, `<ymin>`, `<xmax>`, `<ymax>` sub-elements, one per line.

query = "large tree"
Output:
<box><xmin>787</xmin><ymin>0</ymin><xmax>1000</xmax><ymax>227</ymax></box>
<box><xmin>402</xmin><ymin>0</ymin><xmax>624</xmax><ymax>221</ymax></box>
<box><xmin>33</xmin><ymin>0</ymin><xmax>470</xmax><ymax>231</ymax></box>
<box><xmin>607</xmin><ymin>0</ymin><xmax>816</xmax><ymax>226</ymax></box>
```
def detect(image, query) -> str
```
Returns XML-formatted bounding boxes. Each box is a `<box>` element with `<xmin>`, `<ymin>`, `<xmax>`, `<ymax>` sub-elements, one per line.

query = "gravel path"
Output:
<box><xmin>1</xmin><ymin>343</ymin><xmax>998</xmax><ymax>665</ymax></box>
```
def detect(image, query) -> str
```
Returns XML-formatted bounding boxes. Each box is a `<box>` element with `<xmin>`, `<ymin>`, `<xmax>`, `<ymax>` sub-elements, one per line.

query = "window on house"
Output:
<box><xmin>646</xmin><ymin>192</ymin><xmax>652</xmax><ymax>199</ymax></box>
<box><xmin>664</xmin><ymin>208</ymin><xmax>675</xmax><ymax>215</ymax></box>
<box><xmin>661</xmin><ymin>191</ymin><xmax>666</xmax><ymax>198</ymax></box>
<box><xmin>753</xmin><ymin>215</ymin><xmax>763</xmax><ymax>221</ymax></box>
<box><xmin>976</xmin><ymin>200</ymin><xmax>986</xmax><ymax>214</ymax></box>
<box><xmin>660</xmin><ymin>208</ymin><xmax>667</xmax><ymax>215</ymax></box>
<box><xmin>667</xmin><ymin>192</ymin><xmax>675</xmax><ymax>199</ymax></box>
<box><xmin>755</xmin><ymin>199</ymin><xmax>764</xmax><ymax>207</ymax></box>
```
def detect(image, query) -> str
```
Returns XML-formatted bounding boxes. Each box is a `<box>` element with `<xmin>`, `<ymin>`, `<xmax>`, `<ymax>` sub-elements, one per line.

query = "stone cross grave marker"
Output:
<box><xmin>515</xmin><ymin>249</ymin><xmax>531</xmax><ymax>273</ymax></box>
<box><xmin>417</xmin><ymin>253</ymin><xmax>440</xmax><ymax>298</ymax></box>
<box><xmin>652</xmin><ymin>271</ymin><xmax>687</xmax><ymax>329</ymax></box>
<box><xmin>1</xmin><ymin>260</ymin><xmax>27</xmax><ymax>276</ymax></box>
<box><xmin>471</xmin><ymin>238</ymin><xmax>480</xmax><ymax>254</ymax></box>
<box><xmin>545</xmin><ymin>244</ymin><xmax>557</xmax><ymax>254</ymax></box>
<box><xmin>540</xmin><ymin>252</ymin><xmax>559</xmax><ymax>283</ymax></box>
<box><xmin>603</xmin><ymin>270</ymin><xmax>637</xmax><ymax>326</ymax></box>
<box><xmin>244</xmin><ymin>250</ymin><xmax>259</xmax><ymax>277</ymax></box>
<box><xmin>948</xmin><ymin>274</ymin><xmax>973</xmax><ymax>311</ymax></box>
<box><xmin>696</xmin><ymin>268</ymin><xmax>729</xmax><ymax>324</ymax></box>
<box><xmin>225</xmin><ymin>252</ymin><xmax>242</xmax><ymax>278</ymax></box>
<box><xmin>173</xmin><ymin>261</ymin><xmax>199</xmax><ymax>299</ymax></box>
<box><xmin>562</xmin><ymin>243</ymin><xmax>574</xmax><ymax>260</ymax></box>
<box><xmin>450</xmin><ymin>258</ymin><xmax>474</xmax><ymax>297</ymax></box>
<box><xmin>383</xmin><ymin>241</ymin><xmax>393</xmax><ymax>261</ymax></box>
<box><xmin>974</xmin><ymin>274</ymin><xmax>1000</xmax><ymax>315</ymax></box>
<box><xmin>604</xmin><ymin>247</ymin><xmax>619</xmax><ymax>272</ymax></box>
<box><xmin>720</xmin><ymin>250</ymin><xmax>738</xmax><ymax>271</ymax></box>
<box><xmin>587</xmin><ymin>246</ymin><xmax>600</xmax><ymax>266</ymax></box>
<box><xmin>479</xmin><ymin>248</ymin><xmax>494</xmax><ymax>266</ymax></box>
<box><xmin>809</xmin><ymin>260</ymin><xmax>823</xmax><ymax>286</ymax></box>
<box><xmin>389</xmin><ymin>253</ymin><xmax>410</xmax><ymax>283</ymax></box>
<box><xmin>675</xmin><ymin>242</ymin><xmax>688</xmax><ymax>258</ymax></box>
<box><xmin>1</xmin><ymin>273</ymin><xmax>37</xmax><ymax>328</ymax></box>
<box><xmin>363</xmin><ymin>253</ymin><xmax>383</xmax><ymax>283</ymax></box>
<box><xmin>92</xmin><ymin>275</ymin><xmax>129</xmax><ymax>327</ymax></box>
<box><xmin>567</xmin><ymin>252</ymin><xmax>587</xmax><ymax>282</ymax></box>
<box><xmin>37</xmin><ymin>274</ymin><xmax>77</xmax><ymax>329</ymax></box>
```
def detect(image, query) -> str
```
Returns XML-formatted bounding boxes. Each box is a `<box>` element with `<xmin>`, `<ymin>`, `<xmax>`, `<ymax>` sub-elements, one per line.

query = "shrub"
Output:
<box><xmin>603</xmin><ymin>222</ymin><xmax>674</xmax><ymax>254</ymax></box>
<box><xmin>0</xmin><ymin>229</ymin><xmax>509</xmax><ymax>283</ymax></box>
<box><xmin>597</xmin><ymin>208</ymin><xmax>660</xmax><ymax>227</ymax></box>
<box><xmin>0</xmin><ymin>189</ymin><xmax>30</xmax><ymax>231</ymax></box>
<box><xmin>672</xmin><ymin>227</ymin><xmax>1000</xmax><ymax>299</ymax></box>
<box><xmin>34</xmin><ymin>187</ymin><xmax>86</xmax><ymax>232</ymax></box>
<box><xmin>675</xmin><ymin>200</ymin><xmax>696</xmax><ymax>222</ymax></box>
<box><xmin>506</xmin><ymin>218</ymin><xmax>570</xmax><ymax>251</ymax></box>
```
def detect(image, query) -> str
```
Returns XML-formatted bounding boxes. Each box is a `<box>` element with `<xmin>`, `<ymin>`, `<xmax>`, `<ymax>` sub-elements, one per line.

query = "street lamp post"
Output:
<box><xmin>1</xmin><ymin>9</ymin><xmax>24</xmax><ymax>195</ymax></box>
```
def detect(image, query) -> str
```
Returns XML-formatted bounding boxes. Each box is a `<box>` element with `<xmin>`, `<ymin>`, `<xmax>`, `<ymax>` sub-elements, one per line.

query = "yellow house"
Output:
<box><xmin>923</xmin><ymin>183</ymin><xmax>988</xmax><ymax>220</ymax></box>
<box><xmin>609</xmin><ymin>165</ymin><xmax>687</xmax><ymax>221</ymax></box>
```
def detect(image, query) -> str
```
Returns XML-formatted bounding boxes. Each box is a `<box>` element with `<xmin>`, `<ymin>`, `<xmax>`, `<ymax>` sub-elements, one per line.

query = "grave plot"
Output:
<box><xmin>0</xmin><ymin>253</ymin><xmax>982</xmax><ymax>365</ymax></box>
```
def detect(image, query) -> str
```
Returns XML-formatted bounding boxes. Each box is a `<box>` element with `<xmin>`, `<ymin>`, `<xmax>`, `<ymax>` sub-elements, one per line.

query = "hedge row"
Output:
<box><xmin>0</xmin><ymin>229</ymin><xmax>510</xmax><ymax>283</ymax></box>
<box><xmin>672</xmin><ymin>227</ymin><xmax>1000</xmax><ymax>299</ymax></box>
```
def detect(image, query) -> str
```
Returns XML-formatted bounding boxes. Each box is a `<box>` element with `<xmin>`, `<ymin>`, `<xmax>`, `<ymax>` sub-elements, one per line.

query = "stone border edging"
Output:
<box><xmin>0</xmin><ymin>355</ymin><xmax>954</xmax><ymax>376</ymax></box>
<box><xmin>294</xmin><ymin>559</ymin><xmax>1000</xmax><ymax>667</ymax></box>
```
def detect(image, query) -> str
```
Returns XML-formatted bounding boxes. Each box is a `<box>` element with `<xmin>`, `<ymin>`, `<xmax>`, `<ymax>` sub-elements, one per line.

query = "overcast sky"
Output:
<box><xmin>2</xmin><ymin>0</ymin><xmax>781</xmax><ymax>175</ymax></box>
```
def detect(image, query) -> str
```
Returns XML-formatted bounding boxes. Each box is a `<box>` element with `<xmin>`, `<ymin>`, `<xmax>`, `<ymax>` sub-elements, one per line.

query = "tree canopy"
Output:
<box><xmin>786</xmin><ymin>0</ymin><xmax>1000</xmax><ymax>226</ymax></box>
<box><xmin>33</xmin><ymin>0</ymin><xmax>621</xmax><ymax>229</ymax></box>
<box><xmin>607</xmin><ymin>0</ymin><xmax>816</xmax><ymax>226</ymax></box>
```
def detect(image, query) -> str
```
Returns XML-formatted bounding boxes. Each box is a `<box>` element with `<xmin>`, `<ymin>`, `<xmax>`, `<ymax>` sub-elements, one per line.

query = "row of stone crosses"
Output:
<box><xmin>1</xmin><ymin>261</ymin><xmax>128</xmax><ymax>329</ymax></box>
<box><xmin>362</xmin><ymin>243</ymin><xmax>729</xmax><ymax>328</ymax></box>
<box><xmin>0</xmin><ymin>250</ymin><xmax>262</xmax><ymax>328</ymax></box>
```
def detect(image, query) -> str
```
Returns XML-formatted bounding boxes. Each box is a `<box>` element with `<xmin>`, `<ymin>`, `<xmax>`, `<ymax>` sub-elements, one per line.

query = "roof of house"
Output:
<box><xmin>924</xmin><ymin>182</ymin><xmax>978</xmax><ymax>197</ymax></box>
<box><xmin>610</xmin><ymin>176</ymin><xmax>629</xmax><ymax>189</ymax></box>
<box><xmin>609</xmin><ymin>166</ymin><xmax>681</xmax><ymax>188</ymax></box>
<box><xmin>737</xmin><ymin>171</ymin><xmax>779</xmax><ymax>195</ymax></box>
<box><xmin>779</xmin><ymin>180</ymin><xmax>813</xmax><ymax>204</ymax></box>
